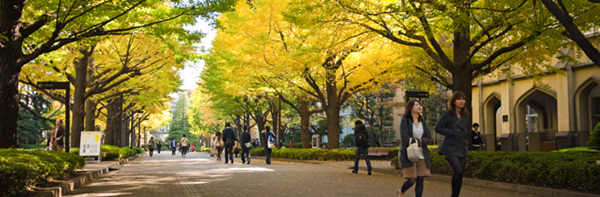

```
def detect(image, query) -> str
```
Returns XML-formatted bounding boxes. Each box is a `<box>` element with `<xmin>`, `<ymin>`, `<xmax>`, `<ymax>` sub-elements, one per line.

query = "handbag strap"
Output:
<box><xmin>452</xmin><ymin>116</ymin><xmax>464</xmax><ymax>128</ymax></box>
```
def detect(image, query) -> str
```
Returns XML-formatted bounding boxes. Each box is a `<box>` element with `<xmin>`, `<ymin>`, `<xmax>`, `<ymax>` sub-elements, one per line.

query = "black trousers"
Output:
<box><xmin>171</xmin><ymin>147</ymin><xmax>176</xmax><ymax>155</ymax></box>
<box><xmin>149</xmin><ymin>148</ymin><xmax>154</xmax><ymax>157</ymax></box>
<box><xmin>157</xmin><ymin>146</ymin><xmax>161</xmax><ymax>153</ymax></box>
<box><xmin>241</xmin><ymin>147</ymin><xmax>250</xmax><ymax>163</ymax></box>
<box><xmin>224</xmin><ymin>146</ymin><xmax>234</xmax><ymax>163</ymax></box>
<box><xmin>181</xmin><ymin>146</ymin><xmax>188</xmax><ymax>156</ymax></box>
<box><xmin>265</xmin><ymin>148</ymin><xmax>272</xmax><ymax>164</ymax></box>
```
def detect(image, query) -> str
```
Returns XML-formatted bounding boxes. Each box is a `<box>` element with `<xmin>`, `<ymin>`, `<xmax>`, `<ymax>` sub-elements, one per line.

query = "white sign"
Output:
<box><xmin>80</xmin><ymin>131</ymin><xmax>102</xmax><ymax>157</ymax></box>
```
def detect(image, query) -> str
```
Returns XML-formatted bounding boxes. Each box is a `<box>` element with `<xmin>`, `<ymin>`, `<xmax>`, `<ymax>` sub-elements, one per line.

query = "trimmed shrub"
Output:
<box><xmin>198</xmin><ymin>148</ymin><xmax>211</xmax><ymax>152</ymax></box>
<box><xmin>588</xmin><ymin>122</ymin><xmax>600</xmax><ymax>150</ymax></box>
<box><xmin>250</xmin><ymin>147</ymin><xmax>355</xmax><ymax>161</ymax></box>
<box><xmin>551</xmin><ymin>147</ymin><xmax>600</xmax><ymax>153</ymax></box>
<box><xmin>391</xmin><ymin>150</ymin><xmax>600</xmax><ymax>193</ymax></box>
<box><xmin>70</xmin><ymin>145</ymin><xmax>137</xmax><ymax>161</ymax></box>
<box><xmin>0</xmin><ymin>149</ymin><xmax>85</xmax><ymax>197</ymax></box>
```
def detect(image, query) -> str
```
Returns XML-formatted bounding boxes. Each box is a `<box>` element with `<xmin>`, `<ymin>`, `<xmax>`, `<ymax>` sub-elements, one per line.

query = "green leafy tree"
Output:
<box><xmin>344</xmin><ymin>87</ymin><xmax>396</xmax><ymax>147</ymax></box>
<box><xmin>166</xmin><ymin>92</ymin><xmax>198</xmax><ymax>146</ymax></box>
<box><xmin>0</xmin><ymin>0</ymin><xmax>237</xmax><ymax>148</ymax></box>
<box><xmin>588</xmin><ymin>122</ymin><xmax>600</xmax><ymax>150</ymax></box>
<box><xmin>17</xmin><ymin>92</ymin><xmax>55</xmax><ymax>145</ymax></box>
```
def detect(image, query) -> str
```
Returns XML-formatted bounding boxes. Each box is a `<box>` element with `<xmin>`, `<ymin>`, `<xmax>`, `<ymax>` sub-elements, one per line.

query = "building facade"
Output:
<box><xmin>472</xmin><ymin>40</ymin><xmax>600</xmax><ymax>152</ymax></box>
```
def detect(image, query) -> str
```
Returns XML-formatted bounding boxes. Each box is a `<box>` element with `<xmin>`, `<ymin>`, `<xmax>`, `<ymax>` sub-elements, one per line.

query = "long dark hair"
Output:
<box><xmin>215</xmin><ymin>131</ymin><xmax>222</xmax><ymax>140</ymax></box>
<box><xmin>448</xmin><ymin>91</ymin><xmax>470</xmax><ymax>115</ymax></box>
<box><xmin>403</xmin><ymin>99</ymin><xmax>424</xmax><ymax>122</ymax></box>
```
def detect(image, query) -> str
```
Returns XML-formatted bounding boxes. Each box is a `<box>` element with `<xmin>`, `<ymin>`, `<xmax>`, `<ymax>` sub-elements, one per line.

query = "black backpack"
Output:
<box><xmin>355</xmin><ymin>133</ymin><xmax>369</xmax><ymax>148</ymax></box>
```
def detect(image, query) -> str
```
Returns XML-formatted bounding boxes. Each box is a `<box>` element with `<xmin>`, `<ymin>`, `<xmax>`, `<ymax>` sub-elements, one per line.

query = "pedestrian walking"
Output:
<box><xmin>215</xmin><ymin>131</ymin><xmax>223</xmax><ymax>161</ymax></box>
<box><xmin>398</xmin><ymin>100</ymin><xmax>432</xmax><ymax>197</ymax></box>
<box><xmin>471</xmin><ymin>123</ymin><xmax>485</xmax><ymax>151</ymax></box>
<box><xmin>170</xmin><ymin>138</ymin><xmax>177</xmax><ymax>155</ymax></box>
<box><xmin>210</xmin><ymin>136</ymin><xmax>216</xmax><ymax>157</ymax></box>
<box><xmin>156</xmin><ymin>141</ymin><xmax>162</xmax><ymax>154</ymax></box>
<box><xmin>181</xmin><ymin>134</ymin><xmax>190</xmax><ymax>158</ymax></box>
<box><xmin>263</xmin><ymin>126</ymin><xmax>275</xmax><ymax>165</ymax></box>
<box><xmin>222</xmin><ymin>123</ymin><xmax>237</xmax><ymax>164</ymax></box>
<box><xmin>434</xmin><ymin>91</ymin><xmax>472</xmax><ymax>197</ymax></box>
<box><xmin>49</xmin><ymin>119</ymin><xmax>65</xmax><ymax>152</ymax></box>
<box><xmin>352</xmin><ymin>120</ymin><xmax>372</xmax><ymax>175</ymax></box>
<box><xmin>148</xmin><ymin>137</ymin><xmax>156</xmax><ymax>157</ymax></box>
<box><xmin>241</xmin><ymin>126</ymin><xmax>252</xmax><ymax>164</ymax></box>
<box><xmin>288</xmin><ymin>140</ymin><xmax>293</xmax><ymax>149</ymax></box>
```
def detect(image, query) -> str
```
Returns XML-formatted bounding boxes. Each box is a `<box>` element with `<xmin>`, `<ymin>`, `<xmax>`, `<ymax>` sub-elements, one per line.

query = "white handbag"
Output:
<box><xmin>407</xmin><ymin>138</ymin><xmax>420</xmax><ymax>163</ymax></box>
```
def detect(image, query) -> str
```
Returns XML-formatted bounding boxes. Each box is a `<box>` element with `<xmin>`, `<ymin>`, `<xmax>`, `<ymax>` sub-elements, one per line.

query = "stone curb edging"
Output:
<box><xmin>259</xmin><ymin>156</ymin><xmax>600</xmax><ymax>197</ymax></box>
<box><xmin>29</xmin><ymin>153</ymin><xmax>142</xmax><ymax>197</ymax></box>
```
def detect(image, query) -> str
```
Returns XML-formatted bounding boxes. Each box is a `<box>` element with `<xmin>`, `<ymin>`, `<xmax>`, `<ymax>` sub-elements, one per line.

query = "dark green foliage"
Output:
<box><xmin>250</xmin><ymin>147</ymin><xmax>355</xmax><ymax>161</ymax></box>
<box><xmin>166</xmin><ymin>93</ymin><xmax>199</xmax><ymax>146</ymax></box>
<box><xmin>17</xmin><ymin>93</ymin><xmax>55</xmax><ymax>145</ymax></box>
<box><xmin>0</xmin><ymin>149</ymin><xmax>85</xmax><ymax>197</ymax></box>
<box><xmin>70</xmin><ymin>145</ymin><xmax>138</xmax><ymax>161</ymax></box>
<box><xmin>588</xmin><ymin>122</ymin><xmax>600</xmax><ymax>150</ymax></box>
<box><xmin>342</xmin><ymin>134</ymin><xmax>355</xmax><ymax>147</ymax></box>
<box><xmin>391</xmin><ymin>151</ymin><xmax>600</xmax><ymax>192</ymax></box>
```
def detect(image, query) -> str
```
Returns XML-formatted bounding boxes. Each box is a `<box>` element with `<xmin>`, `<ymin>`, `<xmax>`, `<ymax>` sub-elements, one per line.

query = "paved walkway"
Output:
<box><xmin>65</xmin><ymin>152</ymin><xmax>540</xmax><ymax>197</ymax></box>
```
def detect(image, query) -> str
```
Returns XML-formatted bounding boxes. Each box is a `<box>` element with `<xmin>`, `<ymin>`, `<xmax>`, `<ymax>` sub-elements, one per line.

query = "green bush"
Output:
<box><xmin>391</xmin><ymin>150</ymin><xmax>600</xmax><ymax>192</ymax></box>
<box><xmin>0</xmin><ymin>149</ymin><xmax>85</xmax><ymax>197</ymax></box>
<box><xmin>198</xmin><ymin>148</ymin><xmax>211</xmax><ymax>152</ymax></box>
<box><xmin>588</xmin><ymin>122</ymin><xmax>600</xmax><ymax>150</ymax></box>
<box><xmin>293</xmin><ymin>142</ymin><xmax>303</xmax><ymax>148</ymax></box>
<box><xmin>17</xmin><ymin>144</ymin><xmax>46</xmax><ymax>149</ymax></box>
<box><xmin>250</xmin><ymin>147</ymin><xmax>355</xmax><ymax>161</ymax></box>
<box><xmin>70</xmin><ymin>145</ymin><xmax>137</xmax><ymax>161</ymax></box>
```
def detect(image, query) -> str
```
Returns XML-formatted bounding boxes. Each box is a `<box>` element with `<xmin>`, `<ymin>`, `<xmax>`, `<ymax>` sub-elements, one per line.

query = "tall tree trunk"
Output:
<box><xmin>270</xmin><ymin>101</ymin><xmax>280</xmax><ymax>147</ymax></box>
<box><xmin>71</xmin><ymin>48</ymin><xmax>93</xmax><ymax>148</ymax></box>
<box><xmin>85</xmin><ymin>99</ymin><xmax>96</xmax><ymax>131</ymax></box>
<box><xmin>300</xmin><ymin>101</ymin><xmax>312</xmax><ymax>148</ymax></box>
<box><xmin>105</xmin><ymin>100</ymin><xmax>115</xmax><ymax>145</ymax></box>
<box><xmin>0</xmin><ymin>0</ymin><xmax>25</xmax><ymax>148</ymax></box>
<box><xmin>255</xmin><ymin>110</ymin><xmax>267</xmax><ymax>147</ymax></box>
<box><xmin>325</xmin><ymin>80</ymin><xmax>341</xmax><ymax>149</ymax></box>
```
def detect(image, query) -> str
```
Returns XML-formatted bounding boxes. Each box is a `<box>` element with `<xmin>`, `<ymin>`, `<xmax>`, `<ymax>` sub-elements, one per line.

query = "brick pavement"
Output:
<box><xmin>64</xmin><ymin>152</ymin><xmax>540</xmax><ymax>197</ymax></box>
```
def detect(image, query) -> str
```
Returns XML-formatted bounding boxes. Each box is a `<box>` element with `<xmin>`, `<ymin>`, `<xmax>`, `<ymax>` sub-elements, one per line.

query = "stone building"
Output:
<box><xmin>472</xmin><ymin>39</ymin><xmax>600</xmax><ymax>152</ymax></box>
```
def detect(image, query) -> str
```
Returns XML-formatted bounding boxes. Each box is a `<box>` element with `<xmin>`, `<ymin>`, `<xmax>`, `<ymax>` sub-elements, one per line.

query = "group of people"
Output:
<box><xmin>351</xmin><ymin>91</ymin><xmax>481</xmax><ymax>197</ymax></box>
<box><xmin>146</xmin><ymin>135</ymin><xmax>193</xmax><ymax>158</ymax></box>
<box><xmin>209</xmin><ymin>123</ymin><xmax>276</xmax><ymax>165</ymax></box>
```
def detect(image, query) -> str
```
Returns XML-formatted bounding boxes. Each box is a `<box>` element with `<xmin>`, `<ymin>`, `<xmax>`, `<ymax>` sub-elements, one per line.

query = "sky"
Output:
<box><xmin>179</xmin><ymin>19</ymin><xmax>218</xmax><ymax>92</ymax></box>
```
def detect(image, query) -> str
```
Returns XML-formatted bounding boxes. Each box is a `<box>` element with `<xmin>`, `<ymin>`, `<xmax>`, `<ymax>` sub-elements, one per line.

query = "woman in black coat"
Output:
<box><xmin>398</xmin><ymin>100</ymin><xmax>432</xmax><ymax>197</ymax></box>
<box><xmin>434</xmin><ymin>91</ymin><xmax>472</xmax><ymax>197</ymax></box>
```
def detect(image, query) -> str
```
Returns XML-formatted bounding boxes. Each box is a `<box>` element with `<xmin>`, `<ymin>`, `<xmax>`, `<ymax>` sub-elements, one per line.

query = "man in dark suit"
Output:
<box><xmin>170</xmin><ymin>138</ymin><xmax>177</xmax><ymax>155</ymax></box>
<box><xmin>222</xmin><ymin>123</ymin><xmax>237</xmax><ymax>164</ymax></box>
<box><xmin>50</xmin><ymin>119</ymin><xmax>65</xmax><ymax>152</ymax></box>
<box><xmin>241</xmin><ymin>126</ymin><xmax>252</xmax><ymax>164</ymax></box>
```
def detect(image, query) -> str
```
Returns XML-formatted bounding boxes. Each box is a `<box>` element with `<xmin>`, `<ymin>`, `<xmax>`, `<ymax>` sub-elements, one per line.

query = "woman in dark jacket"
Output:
<box><xmin>398</xmin><ymin>100</ymin><xmax>432</xmax><ymax>197</ymax></box>
<box><xmin>434</xmin><ymin>91</ymin><xmax>472</xmax><ymax>197</ymax></box>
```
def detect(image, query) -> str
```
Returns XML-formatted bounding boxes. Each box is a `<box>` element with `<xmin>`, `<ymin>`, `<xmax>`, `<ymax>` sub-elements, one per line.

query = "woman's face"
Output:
<box><xmin>453</xmin><ymin>97</ymin><xmax>466</xmax><ymax>109</ymax></box>
<box><xmin>411</xmin><ymin>101</ymin><xmax>423</xmax><ymax>114</ymax></box>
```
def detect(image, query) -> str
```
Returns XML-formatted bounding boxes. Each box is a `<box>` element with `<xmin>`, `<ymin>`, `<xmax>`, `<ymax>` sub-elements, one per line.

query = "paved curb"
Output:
<box><xmin>264</xmin><ymin>157</ymin><xmax>600</xmax><ymax>197</ymax></box>
<box><xmin>30</xmin><ymin>153</ymin><xmax>142</xmax><ymax>197</ymax></box>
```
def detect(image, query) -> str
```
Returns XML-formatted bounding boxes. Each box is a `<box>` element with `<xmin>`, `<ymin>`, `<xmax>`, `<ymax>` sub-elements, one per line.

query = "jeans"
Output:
<box><xmin>241</xmin><ymin>148</ymin><xmax>250</xmax><ymax>164</ymax></box>
<box><xmin>265</xmin><ymin>148</ymin><xmax>272</xmax><ymax>164</ymax></box>
<box><xmin>353</xmin><ymin>147</ymin><xmax>372</xmax><ymax>172</ymax></box>
<box><xmin>224</xmin><ymin>146</ymin><xmax>234</xmax><ymax>163</ymax></box>
<box><xmin>149</xmin><ymin>148</ymin><xmax>154</xmax><ymax>157</ymax></box>
<box><xmin>181</xmin><ymin>146</ymin><xmax>188</xmax><ymax>156</ymax></box>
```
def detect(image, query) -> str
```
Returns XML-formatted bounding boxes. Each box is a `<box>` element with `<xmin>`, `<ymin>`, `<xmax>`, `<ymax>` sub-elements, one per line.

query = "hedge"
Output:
<box><xmin>70</xmin><ymin>145</ymin><xmax>138</xmax><ymax>161</ymax></box>
<box><xmin>391</xmin><ymin>150</ymin><xmax>600</xmax><ymax>193</ymax></box>
<box><xmin>250</xmin><ymin>147</ymin><xmax>356</xmax><ymax>161</ymax></box>
<box><xmin>198</xmin><ymin>148</ymin><xmax>211</xmax><ymax>152</ymax></box>
<box><xmin>0</xmin><ymin>149</ymin><xmax>85</xmax><ymax>197</ymax></box>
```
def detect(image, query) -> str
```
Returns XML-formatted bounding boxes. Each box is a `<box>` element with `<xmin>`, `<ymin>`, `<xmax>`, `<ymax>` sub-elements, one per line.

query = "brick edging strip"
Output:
<box><xmin>261</xmin><ymin>156</ymin><xmax>600</xmax><ymax>197</ymax></box>
<box><xmin>29</xmin><ymin>154</ymin><xmax>141</xmax><ymax>197</ymax></box>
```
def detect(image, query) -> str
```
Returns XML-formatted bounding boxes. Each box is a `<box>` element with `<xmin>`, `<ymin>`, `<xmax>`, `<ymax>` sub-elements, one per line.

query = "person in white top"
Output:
<box><xmin>398</xmin><ymin>100</ymin><xmax>432</xmax><ymax>197</ymax></box>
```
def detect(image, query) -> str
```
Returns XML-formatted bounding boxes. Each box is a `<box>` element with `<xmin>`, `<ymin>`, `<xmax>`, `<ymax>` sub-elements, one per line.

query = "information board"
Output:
<box><xmin>79</xmin><ymin>131</ymin><xmax>101</xmax><ymax>157</ymax></box>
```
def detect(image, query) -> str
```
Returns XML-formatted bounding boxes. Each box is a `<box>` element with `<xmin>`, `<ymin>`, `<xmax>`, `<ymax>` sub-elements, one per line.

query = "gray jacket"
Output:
<box><xmin>399</xmin><ymin>116</ymin><xmax>432</xmax><ymax>169</ymax></box>
<box><xmin>434</xmin><ymin>110</ymin><xmax>472</xmax><ymax>158</ymax></box>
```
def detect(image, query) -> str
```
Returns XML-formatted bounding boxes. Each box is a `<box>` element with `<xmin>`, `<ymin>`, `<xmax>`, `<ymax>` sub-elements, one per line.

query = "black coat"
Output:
<box><xmin>241</xmin><ymin>131</ymin><xmax>251</xmax><ymax>150</ymax></box>
<box><xmin>222</xmin><ymin>127</ymin><xmax>237</xmax><ymax>147</ymax></box>
<box><xmin>262</xmin><ymin>131</ymin><xmax>272</xmax><ymax>149</ymax></box>
<box><xmin>434</xmin><ymin>110</ymin><xmax>472</xmax><ymax>158</ymax></box>
<box><xmin>399</xmin><ymin>116</ymin><xmax>432</xmax><ymax>169</ymax></box>
<box><xmin>354</xmin><ymin>124</ymin><xmax>370</xmax><ymax>148</ymax></box>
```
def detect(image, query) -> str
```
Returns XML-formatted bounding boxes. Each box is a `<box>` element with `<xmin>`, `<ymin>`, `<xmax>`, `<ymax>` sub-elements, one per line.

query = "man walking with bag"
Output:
<box><xmin>352</xmin><ymin>120</ymin><xmax>372</xmax><ymax>175</ymax></box>
<box><xmin>222</xmin><ymin>123</ymin><xmax>237</xmax><ymax>164</ymax></box>
<box><xmin>171</xmin><ymin>138</ymin><xmax>177</xmax><ymax>155</ymax></box>
<box><xmin>49</xmin><ymin>119</ymin><xmax>65</xmax><ymax>152</ymax></box>
<box><xmin>181</xmin><ymin>134</ymin><xmax>190</xmax><ymax>158</ymax></box>
<box><xmin>241</xmin><ymin>126</ymin><xmax>252</xmax><ymax>164</ymax></box>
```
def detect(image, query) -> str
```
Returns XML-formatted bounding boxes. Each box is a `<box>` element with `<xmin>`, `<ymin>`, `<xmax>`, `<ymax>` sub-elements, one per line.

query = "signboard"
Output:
<box><xmin>38</xmin><ymin>82</ymin><xmax>70</xmax><ymax>89</ymax></box>
<box><xmin>80</xmin><ymin>131</ymin><xmax>102</xmax><ymax>158</ymax></box>
<box><xmin>405</xmin><ymin>91</ymin><xmax>429</xmax><ymax>98</ymax></box>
